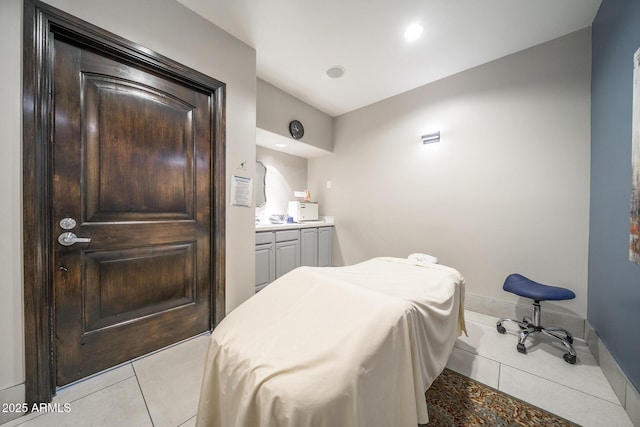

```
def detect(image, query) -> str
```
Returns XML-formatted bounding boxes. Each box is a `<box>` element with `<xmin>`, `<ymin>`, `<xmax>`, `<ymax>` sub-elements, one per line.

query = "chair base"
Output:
<box><xmin>496</xmin><ymin>301</ymin><xmax>577</xmax><ymax>364</ymax></box>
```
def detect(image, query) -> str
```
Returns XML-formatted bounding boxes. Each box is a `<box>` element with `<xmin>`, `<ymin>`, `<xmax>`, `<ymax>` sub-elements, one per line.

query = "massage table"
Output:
<box><xmin>196</xmin><ymin>257</ymin><xmax>466</xmax><ymax>427</ymax></box>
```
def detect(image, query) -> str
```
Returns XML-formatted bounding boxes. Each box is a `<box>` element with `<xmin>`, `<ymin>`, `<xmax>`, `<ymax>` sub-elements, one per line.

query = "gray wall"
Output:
<box><xmin>0</xmin><ymin>0</ymin><xmax>257</xmax><ymax>407</ymax></box>
<box><xmin>308</xmin><ymin>29</ymin><xmax>592</xmax><ymax>319</ymax></box>
<box><xmin>590</xmin><ymin>0</ymin><xmax>640</xmax><ymax>391</ymax></box>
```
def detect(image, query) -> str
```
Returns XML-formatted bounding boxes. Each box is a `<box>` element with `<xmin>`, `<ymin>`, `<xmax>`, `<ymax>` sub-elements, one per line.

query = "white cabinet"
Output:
<box><xmin>255</xmin><ymin>226</ymin><xmax>333</xmax><ymax>292</ymax></box>
<box><xmin>317</xmin><ymin>227</ymin><xmax>332</xmax><ymax>267</ymax></box>
<box><xmin>300</xmin><ymin>226</ymin><xmax>333</xmax><ymax>267</ymax></box>
<box><xmin>275</xmin><ymin>230</ymin><xmax>301</xmax><ymax>278</ymax></box>
<box><xmin>255</xmin><ymin>229</ymin><xmax>300</xmax><ymax>292</ymax></box>
<box><xmin>300</xmin><ymin>228</ymin><xmax>318</xmax><ymax>266</ymax></box>
<box><xmin>255</xmin><ymin>232</ymin><xmax>275</xmax><ymax>292</ymax></box>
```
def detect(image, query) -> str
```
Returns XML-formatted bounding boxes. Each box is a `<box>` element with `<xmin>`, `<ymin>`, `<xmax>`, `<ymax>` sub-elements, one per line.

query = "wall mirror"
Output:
<box><xmin>256</xmin><ymin>161</ymin><xmax>267</xmax><ymax>207</ymax></box>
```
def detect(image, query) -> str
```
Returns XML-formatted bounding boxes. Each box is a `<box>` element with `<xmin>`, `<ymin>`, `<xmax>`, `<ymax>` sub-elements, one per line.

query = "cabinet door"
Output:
<box><xmin>318</xmin><ymin>227</ymin><xmax>333</xmax><ymax>267</ymax></box>
<box><xmin>300</xmin><ymin>228</ymin><xmax>318</xmax><ymax>267</ymax></box>
<box><xmin>255</xmin><ymin>242</ymin><xmax>275</xmax><ymax>292</ymax></box>
<box><xmin>276</xmin><ymin>239</ymin><xmax>300</xmax><ymax>278</ymax></box>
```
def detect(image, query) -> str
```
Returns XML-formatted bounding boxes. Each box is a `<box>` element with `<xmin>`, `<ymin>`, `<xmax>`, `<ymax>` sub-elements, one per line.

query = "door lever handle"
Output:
<box><xmin>57</xmin><ymin>232</ymin><xmax>91</xmax><ymax>247</ymax></box>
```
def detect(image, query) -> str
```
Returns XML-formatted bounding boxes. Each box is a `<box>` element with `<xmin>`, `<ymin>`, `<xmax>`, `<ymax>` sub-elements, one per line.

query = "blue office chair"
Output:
<box><xmin>496</xmin><ymin>274</ymin><xmax>577</xmax><ymax>364</ymax></box>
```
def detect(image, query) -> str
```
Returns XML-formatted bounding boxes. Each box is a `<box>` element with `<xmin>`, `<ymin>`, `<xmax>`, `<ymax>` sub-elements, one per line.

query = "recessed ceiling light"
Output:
<box><xmin>326</xmin><ymin>66</ymin><xmax>345</xmax><ymax>79</ymax></box>
<box><xmin>404</xmin><ymin>23</ymin><xmax>423</xmax><ymax>41</ymax></box>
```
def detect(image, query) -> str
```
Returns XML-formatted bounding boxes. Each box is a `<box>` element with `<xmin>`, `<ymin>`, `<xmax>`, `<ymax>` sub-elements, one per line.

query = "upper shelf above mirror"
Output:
<box><xmin>256</xmin><ymin>128</ymin><xmax>331</xmax><ymax>159</ymax></box>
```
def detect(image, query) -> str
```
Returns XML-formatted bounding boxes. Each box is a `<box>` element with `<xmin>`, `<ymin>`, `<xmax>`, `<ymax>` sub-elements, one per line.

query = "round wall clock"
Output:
<box><xmin>289</xmin><ymin>120</ymin><xmax>304</xmax><ymax>139</ymax></box>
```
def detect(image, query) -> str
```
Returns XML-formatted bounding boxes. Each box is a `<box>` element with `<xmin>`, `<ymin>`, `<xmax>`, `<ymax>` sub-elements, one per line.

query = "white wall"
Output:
<box><xmin>256</xmin><ymin>146</ymin><xmax>308</xmax><ymax>221</ymax></box>
<box><xmin>0</xmin><ymin>0</ymin><xmax>256</xmax><ymax>400</ymax></box>
<box><xmin>257</xmin><ymin>79</ymin><xmax>334</xmax><ymax>152</ymax></box>
<box><xmin>308</xmin><ymin>29</ymin><xmax>591</xmax><ymax>318</ymax></box>
<box><xmin>0</xmin><ymin>0</ymin><xmax>25</xmax><ymax>394</ymax></box>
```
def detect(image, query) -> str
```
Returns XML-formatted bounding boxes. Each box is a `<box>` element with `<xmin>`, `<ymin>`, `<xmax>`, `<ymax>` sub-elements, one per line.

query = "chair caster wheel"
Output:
<box><xmin>497</xmin><ymin>324</ymin><xmax>506</xmax><ymax>334</ymax></box>
<box><xmin>517</xmin><ymin>343</ymin><xmax>527</xmax><ymax>354</ymax></box>
<box><xmin>563</xmin><ymin>353</ymin><xmax>577</xmax><ymax>364</ymax></box>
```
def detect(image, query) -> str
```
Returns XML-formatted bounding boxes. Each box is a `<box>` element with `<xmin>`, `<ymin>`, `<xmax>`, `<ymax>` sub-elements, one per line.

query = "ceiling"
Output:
<box><xmin>178</xmin><ymin>0</ymin><xmax>601</xmax><ymax>118</ymax></box>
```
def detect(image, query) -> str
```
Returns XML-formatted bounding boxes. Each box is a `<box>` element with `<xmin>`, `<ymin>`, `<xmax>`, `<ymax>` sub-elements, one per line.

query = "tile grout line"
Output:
<box><xmin>132</xmin><ymin>363</ymin><xmax>156</xmax><ymax>427</ymax></box>
<box><xmin>454</xmin><ymin>330</ymin><xmax>623</xmax><ymax>411</ymax></box>
<box><xmin>56</xmin><ymin>361</ymin><xmax>135</xmax><ymax>393</ymax></box>
<box><xmin>460</xmin><ymin>343</ymin><xmax>630</xmax><ymax>425</ymax></box>
<box><xmin>499</xmin><ymin>361</ymin><xmax>626</xmax><ymax>408</ymax></box>
<box><xmin>0</xmin><ymin>371</ymin><xmax>139</xmax><ymax>427</ymax></box>
<box><xmin>61</xmin><ymin>376</ymin><xmax>135</xmax><ymax>404</ymax></box>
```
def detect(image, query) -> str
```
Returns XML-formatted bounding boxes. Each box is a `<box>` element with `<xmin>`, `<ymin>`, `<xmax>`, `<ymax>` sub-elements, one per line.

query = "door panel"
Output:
<box><xmin>275</xmin><ymin>240</ymin><xmax>300</xmax><ymax>278</ymax></box>
<box><xmin>300</xmin><ymin>228</ymin><xmax>318</xmax><ymax>267</ymax></box>
<box><xmin>83</xmin><ymin>243</ymin><xmax>196</xmax><ymax>332</ymax></box>
<box><xmin>318</xmin><ymin>227</ymin><xmax>332</xmax><ymax>267</ymax></box>
<box><xmin>255</xmin><ymin>243</ymin><xmax>275</xmax><ymax>290</ymax></box>
<box><xmin>53</xmin><ymin>37</ymin><xmax>212</xmax><ymax>386</ymax></box>
<box><xmin>82</xmin><ymin>74</ymin><xmax>195</xmax><ymax>220</ymax></box>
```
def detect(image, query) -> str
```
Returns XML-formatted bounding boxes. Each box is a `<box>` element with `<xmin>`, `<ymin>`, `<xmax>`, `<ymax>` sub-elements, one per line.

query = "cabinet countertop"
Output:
<box><xmin>255</xmin><ymin>218</ymin><xmax>334</xmax><ymax>232</ymax></box>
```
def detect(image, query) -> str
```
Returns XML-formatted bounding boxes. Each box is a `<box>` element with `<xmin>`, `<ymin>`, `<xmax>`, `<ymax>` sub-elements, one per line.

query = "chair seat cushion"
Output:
<box><xmin>503</xmin><ymin>274</ymin><xmax>575</xmax><ymax>301</ymax></box>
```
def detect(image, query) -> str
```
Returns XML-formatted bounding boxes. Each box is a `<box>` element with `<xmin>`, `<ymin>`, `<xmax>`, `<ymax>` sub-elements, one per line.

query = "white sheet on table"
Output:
<box><xmin>196</xmin><ymin>257</ymin><xmax>465</xmax><ymax>427</ymax></box>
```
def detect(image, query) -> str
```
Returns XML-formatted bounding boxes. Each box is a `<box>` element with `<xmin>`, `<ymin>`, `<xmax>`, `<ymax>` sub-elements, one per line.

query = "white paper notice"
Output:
<box><xmin>231</xmin><ymin>175</ymin><xmax>253</xmax><ymax>207</ymax></box>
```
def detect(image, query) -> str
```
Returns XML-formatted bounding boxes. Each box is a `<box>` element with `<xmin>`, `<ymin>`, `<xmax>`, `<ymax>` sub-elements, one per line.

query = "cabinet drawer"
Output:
<box><xmin>256</xmin><ymin>232</ymin><xmax>274</xmax><ymax>245</ymax></box>
<box><xmin>275</xmin><ymin>229</ymin><xmax>300</xmax><ymax>242</ymax></box>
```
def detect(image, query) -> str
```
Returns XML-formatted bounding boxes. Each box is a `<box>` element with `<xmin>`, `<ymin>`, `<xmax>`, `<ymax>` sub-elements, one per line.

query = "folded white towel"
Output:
<box><xmin>408</xmin><ymin>253</ymin><xmax>438</xmax><ymax>264</ymax></box>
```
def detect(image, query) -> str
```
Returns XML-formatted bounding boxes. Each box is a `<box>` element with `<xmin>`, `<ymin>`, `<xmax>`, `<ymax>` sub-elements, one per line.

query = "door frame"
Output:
<box><xmin>22</xmin><ymin>0</ymin><xmax>226</xmax><ymax>405</ymax></box>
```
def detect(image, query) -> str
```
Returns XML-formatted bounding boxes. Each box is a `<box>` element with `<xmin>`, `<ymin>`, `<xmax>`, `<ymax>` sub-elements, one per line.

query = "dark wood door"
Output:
<box><xmin>52</xmin><ymin>37</ymin><xmax>213</xmax><ymax>386</ymax></box>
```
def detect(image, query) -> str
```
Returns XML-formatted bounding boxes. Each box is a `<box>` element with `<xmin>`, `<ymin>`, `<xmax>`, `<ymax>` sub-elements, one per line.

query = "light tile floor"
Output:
<box><xmin>2</xmin><ymin>310</ymin><xmax>633</xmax><ymax>426</ymax></box>
<box><xmin>448</xmin><ymin>311</ymin><xmax>633</xmax><ymax>427</ymax></box>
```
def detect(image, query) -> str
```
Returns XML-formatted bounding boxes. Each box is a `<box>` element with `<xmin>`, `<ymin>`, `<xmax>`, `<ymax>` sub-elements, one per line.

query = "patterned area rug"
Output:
<box><xmin>424</xmin><ymin>369</ymin><xmax>578</xmax><ymax>426</ymax></box>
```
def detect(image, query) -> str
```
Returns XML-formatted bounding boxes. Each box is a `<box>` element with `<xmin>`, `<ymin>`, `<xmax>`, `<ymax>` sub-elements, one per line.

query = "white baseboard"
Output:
<box><xmin>585</xmin><ymin>321</ymin><xmax>640</xmax><ymax>427</ymax></box>
<box><xmin>464</xmin><ymin>293</ymin><xmax>585</xmax><ymax>338</ymax></box>
<box><xmin>0</xmin><ymin>382</ymin><xmax>25</xmax><ymax>424</ymax></box>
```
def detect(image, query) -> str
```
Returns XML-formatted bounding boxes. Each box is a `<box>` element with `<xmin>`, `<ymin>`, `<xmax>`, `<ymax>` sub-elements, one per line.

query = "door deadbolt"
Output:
<box><xmin>58</xmin><ymin>232</ymin><xmax>91</xmax><ymax>247</ymax></box>
<box><xmin>59</xmin><ymin>217</ymin><xmax>77</xmax><ymax>230</ymax></box>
